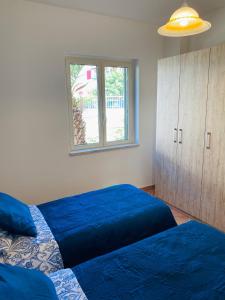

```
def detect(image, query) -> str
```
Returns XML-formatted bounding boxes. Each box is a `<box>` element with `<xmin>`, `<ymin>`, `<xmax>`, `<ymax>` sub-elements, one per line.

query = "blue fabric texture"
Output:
<box><xmin>39</xmin><ymin>184</ymin><xmax>177</xmax><ymax>267</ymax></box>
<box><xmin>0</xmin><ymin>193</ymin><xmax>37</xmax><ymax>237</ymax></box>
<box><xmin>74</xmin><ymin>221</ymin><xmax>225</xmax><ymax>300</ymax></box>
<box><xmin>0</xmin><ymin>263</ymin><xmax>58</xmax><ymax>300</ymax></box>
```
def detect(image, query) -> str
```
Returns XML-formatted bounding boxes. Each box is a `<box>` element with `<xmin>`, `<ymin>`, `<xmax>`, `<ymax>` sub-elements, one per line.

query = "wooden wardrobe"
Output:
<box><xmin>155</xmin><ymin>42</ymin><xmax>225</xmax><ymax>232</ymax></box>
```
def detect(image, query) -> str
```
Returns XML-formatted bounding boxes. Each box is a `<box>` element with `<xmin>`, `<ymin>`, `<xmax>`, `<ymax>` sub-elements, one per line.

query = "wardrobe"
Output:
<box><xmin>155</xmin><ymin>42</ymin><xmax>225</xmax><ymax>232</ymax></box>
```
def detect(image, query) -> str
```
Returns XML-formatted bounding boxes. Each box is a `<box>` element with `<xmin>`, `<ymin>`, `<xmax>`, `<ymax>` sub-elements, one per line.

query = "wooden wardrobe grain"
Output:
<box><xmin>201</xmin><ymin>44</ymin><xmax>225</xmax><ymax>231</ymax></box>
<box><xmin>175</xmin><ymin>49</ymin><xmax>210</xmax><ymax>218</ymax></box>
<box><xmin>155</xmin><ymin>56</ymin><xmax>180</xmax><ymax>204</ymax></box>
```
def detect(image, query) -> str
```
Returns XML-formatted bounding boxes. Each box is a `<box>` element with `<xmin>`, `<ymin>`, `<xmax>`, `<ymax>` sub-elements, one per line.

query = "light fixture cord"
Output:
<box><xmin>182</xmin><ymin>1</ymin><xmax>189</xmax><ymax>7</ymax></box>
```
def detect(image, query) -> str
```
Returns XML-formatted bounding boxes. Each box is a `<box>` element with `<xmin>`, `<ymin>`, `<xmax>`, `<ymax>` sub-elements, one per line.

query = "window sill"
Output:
<box><xmin>69</xmin><ymin>143</ymin><xmax>139</xmax><ymax>156</ymax></box>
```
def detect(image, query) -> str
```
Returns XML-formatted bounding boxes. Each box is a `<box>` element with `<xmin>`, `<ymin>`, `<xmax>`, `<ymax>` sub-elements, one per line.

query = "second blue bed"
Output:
<box><xmin>73</xmin><ymin>221</ymin><xmax>225</xmax><ymax>300</ymax></box>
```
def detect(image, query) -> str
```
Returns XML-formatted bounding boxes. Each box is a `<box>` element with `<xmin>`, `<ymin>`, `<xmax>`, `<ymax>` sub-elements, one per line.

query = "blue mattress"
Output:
<box><xmin>73</xmin><ymin>221</ymin><xmax>225</xmax><ymax>300</ymax></box>
<box><xmin>38</xmin><ymin>184</ymin><xmax>176</xmax><ymax>267</ymax></box>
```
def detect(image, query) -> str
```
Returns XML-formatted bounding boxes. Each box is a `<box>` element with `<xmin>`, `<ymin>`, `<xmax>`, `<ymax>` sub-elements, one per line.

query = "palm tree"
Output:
<box><xmin>70</xmin><ymin>66</ymin><xmax>87</xmax><ymax>145</ymax></box>
<box><xmin>72</xmin><ymin>96</ymin><xmax>86</xmax><ymax>145</ymax></box>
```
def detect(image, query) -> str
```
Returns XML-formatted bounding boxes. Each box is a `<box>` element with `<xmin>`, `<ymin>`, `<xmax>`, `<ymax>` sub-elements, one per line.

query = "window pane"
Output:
<box><xmin>105</xmin><ymin>66</ymin><xmax>129</xmax><ymax>142</ymax></box>
<box><xmin>70</xmin><ymin>64</ymin><xmax>99</xmax><ymax>146</ymax></box>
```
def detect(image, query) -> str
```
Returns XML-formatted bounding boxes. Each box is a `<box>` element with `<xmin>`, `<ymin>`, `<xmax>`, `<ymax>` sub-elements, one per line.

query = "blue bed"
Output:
<box><xmin>38</xmin><ymin>184</ymin><xmax>177</xmax><ymax>267</ymax></box>
<box><xmin>73</xmin><ymin>221</ymin><xmax>225</xmax><ymax>300</ymax></box>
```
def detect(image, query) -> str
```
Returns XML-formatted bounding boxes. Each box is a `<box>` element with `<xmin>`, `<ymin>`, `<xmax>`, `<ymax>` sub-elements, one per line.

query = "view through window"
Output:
<box><xmin>66</xmin><ymin>58</ymin><xmax>135</xmax><ymax>152</ymax></box>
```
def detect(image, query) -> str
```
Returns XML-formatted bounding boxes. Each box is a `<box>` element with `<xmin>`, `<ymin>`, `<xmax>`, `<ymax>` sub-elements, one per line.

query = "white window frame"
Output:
<box><xmin>65</xmin><ymin>56</ymin><xmax>137</xmax><ymax>155</ymax></box>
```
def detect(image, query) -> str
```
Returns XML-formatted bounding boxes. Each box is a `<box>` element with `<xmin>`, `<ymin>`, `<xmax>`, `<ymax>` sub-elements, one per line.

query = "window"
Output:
<box><xmin>66</xmin><ymin>57</ymin><xmax>137</xmax><ymax>154</ymax></box>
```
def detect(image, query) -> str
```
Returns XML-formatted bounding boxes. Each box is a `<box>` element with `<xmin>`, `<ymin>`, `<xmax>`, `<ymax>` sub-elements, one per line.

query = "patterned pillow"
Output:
<box><xmin>48</xmin><ymin>269</ymin><xmax>87</xmax><ymax>300</ymax></box>
<box><xmin>0</xmin><ymin>206</ymin><xmax>64</xmax><ymax>274</ymax></box>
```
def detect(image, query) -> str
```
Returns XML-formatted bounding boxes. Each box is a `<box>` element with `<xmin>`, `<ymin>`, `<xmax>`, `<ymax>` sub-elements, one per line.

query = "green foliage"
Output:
<box><xmin>70</xmin><ymin>65</ymin><xmax>126</xmax><ymax>98</ymax></box>
<box><xmin>105</xmin><ymin>68</ymin><xmax>125</xmax><ymax>97</ymax></box>
<box><xmin>70</xmin><ymin>64</ymin><xmax>83</xmax><ymax>86</ymax></box>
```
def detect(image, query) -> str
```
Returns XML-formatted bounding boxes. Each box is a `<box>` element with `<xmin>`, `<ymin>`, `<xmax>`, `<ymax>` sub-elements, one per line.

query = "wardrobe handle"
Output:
<box><xmin>179</xmin><ymin>129</ymin><xmax>183</xmax><ymax>144</ymax></box>
<box><xmin>173</xmin><ymin>128</ymin><xmax>178</xmax><ymax>143</ymax></box>
<box><xmin>206</xmin><ymin>132</ymin><xmax>211</xmax><ymax>150</ymax></box>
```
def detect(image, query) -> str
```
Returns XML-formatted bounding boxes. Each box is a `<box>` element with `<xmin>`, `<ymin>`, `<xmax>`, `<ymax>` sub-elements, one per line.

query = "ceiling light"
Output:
<box><xmin>158</xmin><ymin>2</ymin><xmax>211</xmax><ymax>37</ymax></box>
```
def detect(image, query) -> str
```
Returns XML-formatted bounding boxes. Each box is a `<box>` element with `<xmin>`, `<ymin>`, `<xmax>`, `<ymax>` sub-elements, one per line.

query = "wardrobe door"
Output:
<box><xmin>155</xmin><ymin>56</ymin><xmax>180</xmax><ymax>204</ymax></box>
<box><xmin>201</xmin><ymin>44</ymin><xmax>225</xmax><ymax>231</ymax></box>
<box><xmin>175</xmin><ymin>49</ymin><xmax>210</xmax><ymax>217</ymax></box>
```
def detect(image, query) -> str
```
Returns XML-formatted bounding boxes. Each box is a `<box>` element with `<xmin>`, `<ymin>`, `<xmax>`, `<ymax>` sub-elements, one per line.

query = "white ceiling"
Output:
<box><xmin>28</xmin><ymin>0</ymin><xmax>225</xmax><ymax>24</ymax></box>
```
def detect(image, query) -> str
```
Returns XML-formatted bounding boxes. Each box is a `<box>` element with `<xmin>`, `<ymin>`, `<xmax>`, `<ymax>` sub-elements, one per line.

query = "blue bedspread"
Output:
<box><xmin>73</xmin><ymin>221</ymin><xmax>225</xmax><ymax>300</ymax></box>
<box><xmin>38</xmin><ymin>184</ymin><xmax>176</xmax><ymax>267</ymax></box>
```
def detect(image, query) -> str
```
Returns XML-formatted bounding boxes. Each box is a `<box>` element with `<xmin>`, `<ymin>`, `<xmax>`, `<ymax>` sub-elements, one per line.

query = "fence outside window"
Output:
<box><xmin>83</xmin><ymin>96</ymin><xmax>124</xmax><ymax>109</ymax></box>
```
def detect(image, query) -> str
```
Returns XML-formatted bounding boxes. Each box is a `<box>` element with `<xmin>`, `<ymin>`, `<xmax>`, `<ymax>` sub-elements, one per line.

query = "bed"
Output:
<box><xmin>71</xmin><ymin>220</ymin><xmax>225</xmax><ymax>300</ymax></box>
<box><xmin>38</xmin><ymin>184</ymin><xmax>177</xmax><ymax>267</ymax></box>
<box><xmin>1</xmin><ymin>221</ymin><xmax>225</xmax><ymax>299</ymax></box>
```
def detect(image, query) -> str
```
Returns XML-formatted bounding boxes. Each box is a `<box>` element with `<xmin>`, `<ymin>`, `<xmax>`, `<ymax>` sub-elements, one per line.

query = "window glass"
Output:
<box><xmin>70</xmin><ymin>64</ymin><xmax>99</xmax><ymax>146</ymax></box>
<box><xmin>66</xmin><ymin>58</ymin><xmax>135</xmax><ymax>153</ymax></box>
<box><xmin>105</xmin><ymin>66</ymin><xmax>129</xmax><ymax>142</ymax></box>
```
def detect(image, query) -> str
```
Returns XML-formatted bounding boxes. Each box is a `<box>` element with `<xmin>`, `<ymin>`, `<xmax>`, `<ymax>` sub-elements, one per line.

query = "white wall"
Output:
<box><xmin>189</xmin><ymin>7</ymin><xmax>225</xmax><ymax>51</ymax></box>
<box><xmin>0</xmin><ymin>0</ymin><xmax>163</xmax><ymax>203</ymax></box>
<box><xmin>162</xmin><ymin>6</ymin><xmax>225</xmax><ymax>57</ymax></box>
<box><xmin>162</xmin><ymin>37</ymin><xmax>191</xmax><ymax>57</ymax></box>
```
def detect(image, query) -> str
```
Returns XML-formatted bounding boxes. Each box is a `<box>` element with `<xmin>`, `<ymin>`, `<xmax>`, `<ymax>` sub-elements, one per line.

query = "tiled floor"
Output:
<box><xmin>145</xmin><ymin>189</ymin><xmax>193</xmax><ymax>225</ymax></box>
<box><xmin>169</xmin><ymin>206</ymin><xmax>192</xmax><ymax>225</ymax></box>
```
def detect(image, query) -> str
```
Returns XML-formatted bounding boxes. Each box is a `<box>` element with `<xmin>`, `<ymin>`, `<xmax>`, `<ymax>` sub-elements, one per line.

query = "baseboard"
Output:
<box><xmin>141</xmin><ymin>185</ymin><xmax>155</xmax><ymax>193</ymax></box>
<box><xmin>164</xmin><ymin>201</ymin><xmax>199</xmax><ymax>221</ymax></box>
